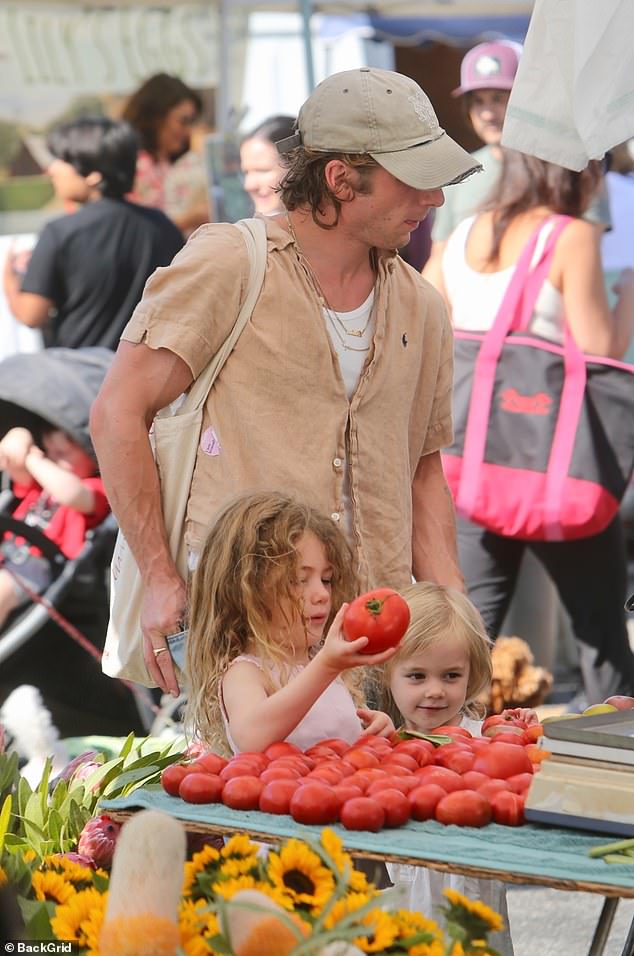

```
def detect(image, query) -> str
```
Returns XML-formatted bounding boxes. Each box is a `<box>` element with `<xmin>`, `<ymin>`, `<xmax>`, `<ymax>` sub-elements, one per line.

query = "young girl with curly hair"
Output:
<box><xmin>184</xmin><ymin>491</ymin><xmax>395</xmax><ymax>755</ymax></box>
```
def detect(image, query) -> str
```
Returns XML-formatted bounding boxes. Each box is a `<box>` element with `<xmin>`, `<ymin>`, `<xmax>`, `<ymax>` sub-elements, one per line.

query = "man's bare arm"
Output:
<box><xmin>411</xmin><ymin>450</ymin><xmax>464</xmax><ymax>591</ymax></box>
<box><xmin>90</xmin><ymin>340</ymin><xmax>193</xmax><ymax>693</ymax></box>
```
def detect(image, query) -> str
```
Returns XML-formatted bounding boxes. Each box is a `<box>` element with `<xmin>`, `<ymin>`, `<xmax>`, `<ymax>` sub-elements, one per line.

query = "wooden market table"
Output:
<box><xmin>104</xmin><ymin>787</ymin><xmax>634</xmax><ymax>956</ymax></box>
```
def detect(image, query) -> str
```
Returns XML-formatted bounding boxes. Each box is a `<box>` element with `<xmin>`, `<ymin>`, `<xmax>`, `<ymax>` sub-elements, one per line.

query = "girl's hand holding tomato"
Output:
<box><xmin>342</xmin><ymin>588</ymin><xmax>410</xmax><ymax>654</ymax></box>
<box><xmin>357</xmin><ymin>707</ymin><xmax>395</xmax><ymax>738</ymax></box>
<box><xmin>318</xmin><ymin>605</ymin><xmax>399</xmax><ymax>673</ymax></box>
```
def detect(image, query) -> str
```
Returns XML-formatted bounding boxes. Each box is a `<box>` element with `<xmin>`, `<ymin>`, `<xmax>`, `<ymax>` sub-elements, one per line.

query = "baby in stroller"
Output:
<box><xmin>0</xmin><ymin>424</ymin><xmax>110</xmax><ymax>628</ymax></box>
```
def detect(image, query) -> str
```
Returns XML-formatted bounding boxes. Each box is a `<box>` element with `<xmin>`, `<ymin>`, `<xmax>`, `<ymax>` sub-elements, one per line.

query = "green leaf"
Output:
<box><xmin>117</xmin><ymin>732</ymin><xmax>136</xmax><ymax>760</ymax></box>
<box><xmin>101</xmin><ymin>765</ymin><xmax>161</xmax><ymax>797</ymax></box>
<box><xmin>17</xmin><ymin>775</ymin><xmax>33</xmax><ymax>816</ymax></box>
<box><xmin>0</xmin><ymin>794</ymin><xmax>12</xmax><ymax>852</ymax></box>
<box><xmin>50</xmin><ymin>778</ymin><xmax>68</xmax><ymax>811</ymax></box>
<box><xmin>47</xmin><ymin>808</ymin><xmax>63</xmax><ymax>848</ymax></box>
<box><xmin>20</xmin><ymin>899</ymin><xmax>56</xmax><ymax>940</ymax></box>
<box><xmin>0</xmin><ymin>751</ymin><xmax>20</xmax><ymax>795</ymax></box>
<box><xmin>397</xmin><ymin>729</ymin><xmax>453</xmax><ymax>746</ymax></box>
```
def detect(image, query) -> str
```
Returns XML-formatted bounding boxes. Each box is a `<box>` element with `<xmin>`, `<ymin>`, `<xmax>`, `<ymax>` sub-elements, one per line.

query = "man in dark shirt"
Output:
<box><xmin>3</xmin><ymin>117</ymin><xmax>184</xmax><ymax>349</ymax></box>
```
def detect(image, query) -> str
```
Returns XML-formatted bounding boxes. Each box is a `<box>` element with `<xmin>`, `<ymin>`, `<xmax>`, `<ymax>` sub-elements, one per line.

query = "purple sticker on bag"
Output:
<box><xmin>201</xmin><ymin>426</ymin><xmax>221</xmax><ymax>456</ymax></box>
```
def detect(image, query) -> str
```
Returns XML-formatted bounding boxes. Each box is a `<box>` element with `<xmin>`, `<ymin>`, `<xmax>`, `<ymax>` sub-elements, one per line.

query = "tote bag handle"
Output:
<box><xmin>456</xmin><ymin>215</ymin><xmax>589</xmax><ymax>539</ymax></box>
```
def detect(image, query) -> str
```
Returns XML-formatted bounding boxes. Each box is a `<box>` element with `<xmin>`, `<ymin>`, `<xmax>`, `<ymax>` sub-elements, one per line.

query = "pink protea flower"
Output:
<box><xmin>77</xmin><ymin>814</ymin><xmax>121</xmax><ymax>869</ymax></box>
<box><xmin>57</xmin><ymin>851</ymin><xmax>96</xmax><ymax>869</ymax></box>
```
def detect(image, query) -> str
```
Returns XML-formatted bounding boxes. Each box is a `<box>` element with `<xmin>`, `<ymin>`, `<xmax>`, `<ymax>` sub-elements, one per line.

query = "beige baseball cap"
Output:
<box><xmin>276</xmin><ymin>67</ymin><xmax>482</xmax><ymax>190</ymax></box>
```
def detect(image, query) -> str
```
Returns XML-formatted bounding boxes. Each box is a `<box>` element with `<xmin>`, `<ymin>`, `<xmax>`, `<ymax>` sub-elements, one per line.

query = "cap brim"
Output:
<box><xmin>370</xmin><ymin>132</ymin><xmax>482</xmax><ymax>190</ymax></box>
<box><xmin>451</xmin><ymin>79</ymin><xmax>514</xmax><ymax>97</ymax></box>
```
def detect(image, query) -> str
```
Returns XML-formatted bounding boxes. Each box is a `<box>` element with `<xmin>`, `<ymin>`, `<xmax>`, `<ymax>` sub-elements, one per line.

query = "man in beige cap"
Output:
<box><xmin>91</xmin><ymin>68</ymin><xmax>481</xmax><ymax>695</ymax></box>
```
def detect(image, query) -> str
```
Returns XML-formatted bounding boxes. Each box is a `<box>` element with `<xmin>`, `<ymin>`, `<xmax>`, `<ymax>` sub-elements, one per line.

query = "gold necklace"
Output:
<box><xmin>286</xmin><ymin>215</ymin><xmax>374</xmax><ymax>352</ymax></box>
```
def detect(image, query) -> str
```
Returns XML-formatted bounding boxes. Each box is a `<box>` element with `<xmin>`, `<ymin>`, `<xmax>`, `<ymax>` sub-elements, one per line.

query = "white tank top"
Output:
<box><xmin>442</xmin><ymin>216</ymin><xmax>565</xmax><ymax>343</ymax></box>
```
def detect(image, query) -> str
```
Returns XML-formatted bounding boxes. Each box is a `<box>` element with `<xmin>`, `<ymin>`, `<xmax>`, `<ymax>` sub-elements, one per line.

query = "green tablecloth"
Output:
<box><xmin>102</xmin><ymin>786</ymin><xmax>634</xmax><ymax>896</ymax></box>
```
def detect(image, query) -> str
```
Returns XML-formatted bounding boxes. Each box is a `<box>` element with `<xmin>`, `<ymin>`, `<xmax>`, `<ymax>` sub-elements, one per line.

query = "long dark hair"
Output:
<box><xmin>122</xmin><ymin>73</ymin><xmax>202</xmax><ymax>159</ymax></box>
<box><xmin>480</xmin><ymin>150</ymin><xmax>602</xmax><ymax>262</ymax></box>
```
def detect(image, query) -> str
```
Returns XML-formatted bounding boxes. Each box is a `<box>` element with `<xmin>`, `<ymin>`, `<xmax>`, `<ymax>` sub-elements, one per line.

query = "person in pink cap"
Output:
<box><xmin>423</xmin><ymin>41</ymin><xmax>520</xmax><ymax>279</ymax></box>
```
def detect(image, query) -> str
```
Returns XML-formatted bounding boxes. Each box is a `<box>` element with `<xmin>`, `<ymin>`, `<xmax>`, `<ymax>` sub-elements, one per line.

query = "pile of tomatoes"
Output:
<box><xmin>160</xmin><ymin>719</ymin><xmax>545</xmax><ymax>833</ymax></box>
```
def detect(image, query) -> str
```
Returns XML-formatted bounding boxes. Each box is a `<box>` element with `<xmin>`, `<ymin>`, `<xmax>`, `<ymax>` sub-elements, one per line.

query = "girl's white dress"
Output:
<box><xmin>386</xmin><ymin>716</ymin><xmax>514</xmax><ymax>956</ymax></box>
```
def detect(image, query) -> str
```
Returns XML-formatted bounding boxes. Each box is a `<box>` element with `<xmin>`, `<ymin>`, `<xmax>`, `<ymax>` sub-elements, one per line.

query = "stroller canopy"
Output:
<box><xmin>0</xmin><ymin>347</ymin><xmax>113</xmax><ymax>458</ymax></box>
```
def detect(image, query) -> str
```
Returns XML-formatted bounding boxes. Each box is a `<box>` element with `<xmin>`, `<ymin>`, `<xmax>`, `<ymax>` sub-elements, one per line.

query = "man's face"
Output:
<box><xmin>346</xmin><ymin>165</ymin><xmax>445</xmax><ymax>250</ymax></box>
<box><xmin>466</xmin><ymin>89</ymin><xmax>510</xmax><ymax>146</ymax></box>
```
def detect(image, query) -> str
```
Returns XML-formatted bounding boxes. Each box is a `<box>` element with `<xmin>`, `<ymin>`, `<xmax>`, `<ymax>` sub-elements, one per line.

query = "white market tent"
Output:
<box><xmin>3</xmin><ymin>0</ymin><xmax>534</xmax><ymax>129</ymax></box>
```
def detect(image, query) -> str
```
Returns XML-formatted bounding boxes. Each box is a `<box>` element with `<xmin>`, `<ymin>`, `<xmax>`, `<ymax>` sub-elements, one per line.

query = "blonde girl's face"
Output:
<box><xmin>272</xmin><ymin>530</ymin><xmax>333</xmax><ymax>661</ymax></box>
<box><xmin>389</xmin><ymin>635</ymin><xmax>471</xmax><ymax>733</ymax></box>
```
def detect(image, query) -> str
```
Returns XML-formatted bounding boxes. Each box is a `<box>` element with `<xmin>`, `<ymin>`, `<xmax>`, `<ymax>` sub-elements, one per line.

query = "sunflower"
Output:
<box><xmin>324</xmin><ymin>893</ymin><xmax>398</xmax><ymax>953</ymax></box>
<box><xmin>183</xmin><ymin>844</ymin><xmax>222</xmax><ymax>898</ymax></box>
<box><xmin>42</xmin><ymin>854</ymin><xmax>102</xmax><ymax>890</ymax></box>
<box><xmin>218</xmin><ymin>853</ymin><xmax>260</xmax><ymax>879</ymax></box>
<box><xmin>267</xmin><ymin>840</ymin><xmax>335</xmax><ymax>912</ymax></box>
<box><xmin>31</xmin><ymin>870</ymin><xmax>76</xmax><ymax>905</ymax></box>
<box><xmin>212</xmin><ymin>874</ymin><xmax>259</xmax><ymax>900</ymax></box>
<box><xmin>51</xmin><ymin>887</ymin><xmax>107</xmax><ymax>947</ymax></box>
<box><xmin>221</xmin><ymin>834</ymin><xmax>259</xmax><ymax>859</ymax></box>
<box><xmin>442</xmin><ymin>888</ymin><xmax>504</xmax><ymax>934</ymax></box>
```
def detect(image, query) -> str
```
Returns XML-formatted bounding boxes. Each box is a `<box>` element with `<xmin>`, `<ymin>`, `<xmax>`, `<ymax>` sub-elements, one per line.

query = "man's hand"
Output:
<box><xmin>141</xmin><ymin>574</ymin><xmax>188</xmax><ymax>696</ymax></box>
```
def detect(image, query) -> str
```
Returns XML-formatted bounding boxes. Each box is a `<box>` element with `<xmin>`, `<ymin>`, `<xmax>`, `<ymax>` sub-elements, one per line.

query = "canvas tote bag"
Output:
<box><xmin>442</xmin><ymin>216</ymin><xmax>634</xmax><ymax>542</ymax></box>
<box><xmin>102</xmin><ymin>218</ymin><xmax>267</xmax><ymax>686</ymax></box>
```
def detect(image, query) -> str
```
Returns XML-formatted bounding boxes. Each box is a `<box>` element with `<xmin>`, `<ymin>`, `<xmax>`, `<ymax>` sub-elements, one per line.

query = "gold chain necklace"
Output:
<box><xmin>286</xmin><ymin>215</ymin><xmax>373</xmax><ymax>353</ymax></box>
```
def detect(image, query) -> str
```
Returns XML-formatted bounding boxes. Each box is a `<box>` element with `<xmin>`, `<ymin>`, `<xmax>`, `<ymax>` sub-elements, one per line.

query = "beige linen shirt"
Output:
<box><xmin>122</xmin><ymin>216</ymin><xmax>453</xmax><ymax>590</ymax></box>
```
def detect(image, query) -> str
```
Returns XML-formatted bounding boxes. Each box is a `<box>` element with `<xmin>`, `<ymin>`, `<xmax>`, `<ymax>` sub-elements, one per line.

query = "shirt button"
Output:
<box><xmin>331</xmin><ymin>512</ymin><xmax>340</xmax><ymax>522</ymax></box>
<box><xmin>333</xmin><ymin>458</ymin><xmax>342</xmax><ymax>468</ymax></box>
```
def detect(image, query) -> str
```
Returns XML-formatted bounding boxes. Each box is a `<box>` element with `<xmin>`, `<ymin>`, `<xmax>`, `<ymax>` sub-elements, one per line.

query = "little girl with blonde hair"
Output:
<box><xmin>383</xmin><ymin>581</ymin><xmax>538</xmax><ymax>956</ymax></box>
<box><xmin>185</xmin><ymin>491</ymin><xmax>395</xmax><ymax>755</ymax></box>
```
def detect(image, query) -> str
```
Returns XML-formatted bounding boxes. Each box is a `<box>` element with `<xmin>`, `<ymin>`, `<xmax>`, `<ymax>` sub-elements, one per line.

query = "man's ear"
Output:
<box><xmin>324</xmin><ymin>159</ymin><xmax>356</xmax><ymax>203</ymax></box>
<box><xmin>85</xmin><ymin>171</ymin><xmax>103</xmax><ymax>190</ymax></box>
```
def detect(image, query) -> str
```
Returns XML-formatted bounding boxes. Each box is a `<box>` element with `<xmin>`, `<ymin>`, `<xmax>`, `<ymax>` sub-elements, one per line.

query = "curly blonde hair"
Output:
<box><xmin>382</xmin><ymin>582</ymin><xmax>493</xmax><ymax>727</ymax></box>
<box><xmin>184</xmin><ymin>491</ymin><xmax>362</xmax><ymax>753</ymax></box>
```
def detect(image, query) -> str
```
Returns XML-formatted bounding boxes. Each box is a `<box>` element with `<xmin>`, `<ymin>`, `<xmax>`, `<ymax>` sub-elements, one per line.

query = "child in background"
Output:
<box><xmin>383</xmin><ymin>582</ymin><xmax>539</xmax><ymax>956</ymax></box>
<box><xmin>0</xmin><ymin>426</ymin><xmax>110</xmax><ymax>629</ymax></box>
<box><xmin>184</xmin><ymin>491</ymin><xmax>396</xmax><ymax>755</ymax></box>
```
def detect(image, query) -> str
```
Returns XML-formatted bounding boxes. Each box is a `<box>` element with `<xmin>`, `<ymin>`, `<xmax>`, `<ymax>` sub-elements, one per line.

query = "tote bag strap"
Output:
<box><xmin>456</xmin><ymin>215</ymin><xmax>577</xmax><ymax>526</ymax></box>
<box><xmin>180</xmin><ymin>217</ymin><xmax>267</xmax><ymax>413</ymax></box>
<box><xmin>516</xmin><ymin>215</ymin><xmax>574</xmax><ymax>331</ymax></box>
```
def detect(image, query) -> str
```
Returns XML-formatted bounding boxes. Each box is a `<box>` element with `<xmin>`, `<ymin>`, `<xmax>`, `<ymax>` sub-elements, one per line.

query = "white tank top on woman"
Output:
<box><xmin>442</xmin><ymin>216</ymin><xmax>565</xmax><ymax>344</ymax></box>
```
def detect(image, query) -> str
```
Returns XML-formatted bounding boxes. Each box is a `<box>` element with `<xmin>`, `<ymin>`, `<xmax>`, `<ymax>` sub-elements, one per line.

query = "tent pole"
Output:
<box><xmin>298</xmin><ymin>0</ymin><xmax>316</xmax><ymax>91</ymax></box>
<box><xmin>218</xmin><ymin>0</ymin><xmax>231</xmax><ymax>133</ymax></box>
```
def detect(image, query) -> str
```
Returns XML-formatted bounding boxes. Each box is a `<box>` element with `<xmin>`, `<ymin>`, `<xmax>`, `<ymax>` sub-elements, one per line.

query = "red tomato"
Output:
<box><xmin>342</xmin><ymin>588</ymin><xmax>410</xmax><ymax>654</ymax></box>
<box><xmin>505</xmin><ymin>772</ymin><xmax>534</xmax><ymax>796</ymax></box>
<box><xmin>264</xmin><ymin>742</ymin><xmax>302</xmax><ymax>761</ymax></box>
<box><xmin>290</xmin><ymin>783</ymin><xmax>339</xmax><ymax>825</ymax></box>
<box><xmin>340</xmin><ymin>797</ymin><xmax>385</xmax><ymax>832</ymax></box>
<box><xmin>489</xmin><ymin>731</ymin><xmax>530</xmax><ymax>746</ymax></box>
<box><xmin>435</xmin><ymin>790</ymin><xmax>492</xmax><ymax>827</ymax></box>
<box><xmin>233</xmin><ymin>751</ymin><xmax>269</xmax><ymax>771</ymax></box>
<box><xmin>317</xmin><ymin>738</ymin><xmax>351</xmax><ymax>756</ymax></box>
<box><xmin>473</xmin><ymin>742</ymin><xmax>533</xmax><ymax>779</ymax></box>
<box><xmin>305</xmin><ymin>746</ymin><xmax>340</xmax><ymax>762</ymax></box>
<box><xmin>221</xmin><ymin>775</ymin><xmax>264</xmax><ymax>810</ymax></box>
<box><xmin>381</xmin><ymin>764</ymin><xmax>414</xmax><ymax>779</ymax></box>
<box><xmin>179</xmin><ymin>772</ymin><xmax>224</xmax><ymax>804</ymax></box>
<box><xmin>260</xmin><ymin>766</ymin><xmax>302</xmax><ymax>784</ymax></box>
<box><xmin>370</xmin><ymin>788</ymin><xmax>410</xmax><ymax>827</ymax></box>
<box><xmin>331</xmin><ymin>784</ymin><xmax>364</xmax><ymax>808</ymax></box>
<box><xmin>343</xmin><ymin>749</ymin><xmax>380</xmax><ymax>770</ymax></box>
<box><xmin>220</xmin><ymin>761</ymin><xmax>262</xmax><ymax>782</ymax></box>
<box><xmin>161</xmin><ymin>764</ymin><xmax>191</xmax><ymax>797</ymax></box>
<box><xmin>461</xmin><ymin>771</ymin><xmax>490</xmax><ymax>791</ymax></box>
<box><xmin>430</xmin><ymin>725</ymin><xmax>473</xmax><ymax>739</ymax></box>
<box><xmin>258</xmin><ymin>779</ymin><xmax>300</xmax><ymax>814</ymax></box>
<box><xmin>413</xmin><ymin>766</ymin><xmax>465</xmax><ymax>793</ymax></box>
<box><xmin>269</xmin><ymin>757</ymin><xmax>312</xmax><ymax>775</ymax></box>
<box><xmin>470</xmin><ymin>738</ymin><xmax>493</xmax><ymax>753</ymax></box>
<box><xmin>393</xmin><ymin>740</ymin><xmax>436</xmax><ymax>762</ymax></box>
<box><xmin>409</xmin><ymin>784</ymin><xmax>447</xmax><ymax>821</ymax></box>
<box><xmin>305</xmin><ymin>767</ymin><xmax>344</xmax><ymax>786</ymax></box>
<box><xmin>386</xmin><ymin>752</ymin><xmax>418</xmax><ymax>773</ymax></box>
<box><xmin>481</xmin><ymin>713</ymin><xmax>528</xmax><ymax>736</ymax></box>
<box><xmin>490</xmin><ymin>791</ymin><xmax>525</xmax><ymax>826</ymax></box>
<box><xmin>434</xmin><ymin>746</ymin><xmax>475</xmax><ymax>775</ymax></box>
<box><xmin>191</xmin><ymin>753</ymin><xmax>228</xmax><ymax>775</ymax></box>
<box><xmin>477</xmin><ymin>779</ymin><xmax>512</xmax><ymax>801</ymax></box>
